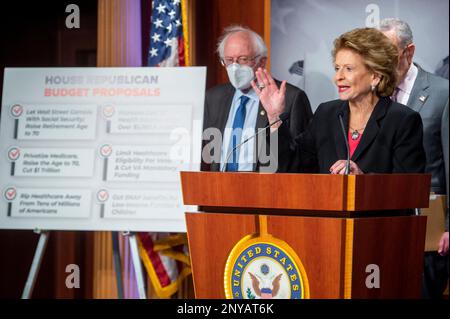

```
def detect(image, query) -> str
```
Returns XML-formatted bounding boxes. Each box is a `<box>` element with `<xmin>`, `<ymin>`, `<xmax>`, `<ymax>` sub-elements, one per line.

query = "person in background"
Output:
<box><xmin>380</xmin><ymin>18</ymin><xmax>449</xmax><ymax>299</ymax></box>
<box><xmin>201</xmin><ymin>25</ymin><xmax>312</xmax><ymax>173</ymax></box>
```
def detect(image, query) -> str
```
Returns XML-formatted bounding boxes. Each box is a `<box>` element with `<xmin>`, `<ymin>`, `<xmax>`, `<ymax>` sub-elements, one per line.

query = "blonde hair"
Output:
<box><xmin>332</xmin><ymin>28</ymin><xmax>398</xmax><ymax>97</ymax></box>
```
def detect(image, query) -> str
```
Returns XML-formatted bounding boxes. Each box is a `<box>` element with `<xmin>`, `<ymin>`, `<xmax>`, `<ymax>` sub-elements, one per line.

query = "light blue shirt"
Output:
<box><xmin>220</xmin><ymin>89</ymin><xmax>259</xmax><ymax>171</ymax></box>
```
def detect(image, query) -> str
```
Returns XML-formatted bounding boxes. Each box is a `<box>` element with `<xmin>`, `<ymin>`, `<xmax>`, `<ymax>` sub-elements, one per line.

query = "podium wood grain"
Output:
<box><xmin>350</xmin><ymin>216</ymin><xmax>426</xmax><ymax>298</ymax></box>
<box><xmin>185</xmin><ymin>213</ymin><xmax>257</xmax><ymax>298</ymax></box>
<box><xmin>182</xmin><ymin>173</ymin><xmax>430</xmax><ymax>299</ymax></box>
<box><xmin>181</xmin><ymin>172</ymin><xmax>430</xmax><ymax>212</ymax></box>
<box><xmin>187</xmin><ymin>213</ymin><xmax>426</xmax><ymax>298</ymax></box>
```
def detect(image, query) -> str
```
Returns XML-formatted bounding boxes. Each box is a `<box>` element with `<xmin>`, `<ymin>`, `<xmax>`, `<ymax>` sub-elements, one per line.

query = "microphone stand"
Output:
<box><xmin>338</xmin><ymin>113</ymin><xmax>351</xmax><ymax>175</ymax></box>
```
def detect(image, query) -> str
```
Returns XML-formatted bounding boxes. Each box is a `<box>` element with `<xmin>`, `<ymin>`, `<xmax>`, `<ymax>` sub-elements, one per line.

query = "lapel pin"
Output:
<box><xmin>260</xmin><ymin>110</ymin><xmax>266</xmax><ymax>116</ymax></box>
<box><xmin>419</xmin><ymin>95</ymin><xmax>427</xmax><ymax>102</ymax></box>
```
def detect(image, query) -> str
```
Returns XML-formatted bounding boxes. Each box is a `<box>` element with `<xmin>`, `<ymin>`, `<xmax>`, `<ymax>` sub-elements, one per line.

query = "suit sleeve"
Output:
<box><xmin>441</xmin><ymin>100</ymin><xmax>449</xmax><ymax>231</ymax></box>
<box><xmin>275</xmin><ymin>102</ymin><xmax>319</xmax><ymax>173</ymax></box>
<box><xmin>276</xmin><ymin>88</ymin><xmax>314</xmax><ymax>172</ymax></box>
<box><xmin>392</xmin><ymin>111</ymin><xmax>426</xmax><ymax>173</ymax></box>
<box><xmin>288</xmin><ymin>89</ymin><xmax>313</xmax><ymax>138</ymax></box>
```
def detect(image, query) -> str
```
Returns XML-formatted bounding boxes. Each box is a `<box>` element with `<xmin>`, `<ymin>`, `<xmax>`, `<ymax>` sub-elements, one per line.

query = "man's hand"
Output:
<box><xmin>438</xmin><ymin>231</ymin><xmax>449</xmax><ymax>256</ymax></box>
<box><xmin>251</xmin><ymin>68</ymin><xmax>286</xmax><ymax>125</ymax></box>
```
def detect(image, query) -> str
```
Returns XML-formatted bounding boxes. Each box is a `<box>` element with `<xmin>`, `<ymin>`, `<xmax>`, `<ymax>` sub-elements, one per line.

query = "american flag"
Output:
<box><xmin>138</xmin><ymin>0</ymin><xmax>191</xmax><ymax>299</ymax></box>
<box><xmin>138</xmin><ymin>232</ymin><xmax>190</xmax><ymax>298</ymax></box>
<box><xmin>148</xmin><ymin>0</ymin><xmax>186</xmax><ymax>66</ymax></box>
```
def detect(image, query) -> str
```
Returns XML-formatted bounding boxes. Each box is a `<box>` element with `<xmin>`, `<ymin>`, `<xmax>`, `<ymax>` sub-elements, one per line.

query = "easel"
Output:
<box><xmin>21</xmin><ymin>229</ymin><xmax>147</xmax><ymax>299</ymax></box>
<box><xmin>21</xmin><ymin>229</ymin><xmax>49</xmax><ymax>299</ymax></box>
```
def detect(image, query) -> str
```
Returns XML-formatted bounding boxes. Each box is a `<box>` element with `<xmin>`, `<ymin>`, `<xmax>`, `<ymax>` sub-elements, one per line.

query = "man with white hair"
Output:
<box><xmin>201</xmin><ymin>25</ymin><xmax>312</xmax><ymax>172</ymax></box>
<box><xmin>380</xmin><ymin>18</ymin><xmax>449</xmax><ymax>299</ymax></box>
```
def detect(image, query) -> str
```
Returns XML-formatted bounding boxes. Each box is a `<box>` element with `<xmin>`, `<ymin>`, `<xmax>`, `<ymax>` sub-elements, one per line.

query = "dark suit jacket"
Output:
<box><xmin>278</xmin><ymin>96</ymin><xmax>426</xmax><ymax>174</ymax></box>
<box><xmin>201</xmin><ymin>81</ymin><xmax>312</xmax><ymax>172</ymax></box>
<box><xmin>407</xmin><ymin>64</ymin><xmax>449</xmax><ymax>195</ymax></box>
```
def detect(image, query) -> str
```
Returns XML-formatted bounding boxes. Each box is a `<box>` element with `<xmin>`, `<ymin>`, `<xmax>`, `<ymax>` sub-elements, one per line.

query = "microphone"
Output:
<box><xmin>221</xmin><ymin>112</ymin><xmax>290</xmax><ymax>172</ymax></box>
<box><xmin>338</xmin><ymin>112</ymin><xmax>350</xmax><ymax>174</ymax></box>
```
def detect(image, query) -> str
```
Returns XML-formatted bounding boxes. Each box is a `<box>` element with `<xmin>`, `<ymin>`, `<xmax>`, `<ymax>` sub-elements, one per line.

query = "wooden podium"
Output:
<box><xmin>181</xmin><ymin>172</ymin><xmax>431</xmax><ymax>299</ymax></box>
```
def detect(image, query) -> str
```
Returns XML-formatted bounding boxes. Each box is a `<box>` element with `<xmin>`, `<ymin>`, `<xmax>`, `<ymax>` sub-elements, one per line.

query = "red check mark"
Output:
<box><xmin>103</xmin><ymin>106</ymin><xmax>115</xmax><ymax>118</ymax></box>
<box><xmin>8</xmin><ymin>148</ymin><xmax>20</xmax><ymax>161</ymax></box>
<box><xmin>97</xmin><ymin>190</ymin><xmax>109</xmax><ymax>202</ymax></box>
<box><xmin>5</xmin><ymin>187</ymin><xmax>17</xmax><ymax>200</ymax></box>
<box><xmin>100</xmin><ymin>145</ymin><xmax>112</xmax><ymax>157</ymax></box>
<box><xmin>11</xmin><ymin>105</ymin><xmax>23</xmax><ymax>117</ymax></box>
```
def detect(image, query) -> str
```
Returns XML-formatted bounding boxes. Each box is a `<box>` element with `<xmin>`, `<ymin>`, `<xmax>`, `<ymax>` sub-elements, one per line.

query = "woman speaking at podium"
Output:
<box><xmin>251</xmin><ymin>27</ymin><xmax>426</xmax><ymax>174</ymax></box>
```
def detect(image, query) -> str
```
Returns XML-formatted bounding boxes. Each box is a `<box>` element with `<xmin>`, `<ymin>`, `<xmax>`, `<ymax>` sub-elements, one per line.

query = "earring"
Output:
<box><xmin>371</xmin><ymin>85</ymin><xmax>376</xmax><ymax>92</ymax></box>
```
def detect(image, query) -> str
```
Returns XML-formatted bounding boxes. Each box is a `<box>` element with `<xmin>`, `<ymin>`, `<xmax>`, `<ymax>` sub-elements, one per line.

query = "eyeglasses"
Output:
<box><xmin>220</xmin><ymin>55</ymin><xmax>260</xmax><ymax>66</ymax></box>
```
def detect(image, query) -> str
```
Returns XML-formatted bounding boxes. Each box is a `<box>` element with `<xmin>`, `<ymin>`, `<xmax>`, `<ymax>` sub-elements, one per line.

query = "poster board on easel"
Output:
<box><xmin>0</xmin><ymin>67</ymin><xmax>206</xmax><ymax>298</ymax></box>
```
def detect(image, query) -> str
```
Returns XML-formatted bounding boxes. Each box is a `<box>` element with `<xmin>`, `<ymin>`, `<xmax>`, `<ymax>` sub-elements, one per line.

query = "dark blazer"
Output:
<box><xmin>201</xmin><ymin>81</ymin><xmax>312</xmax><ymax>172</ymax></box>
<box><xmin>278</xmin><ymin>96</ymin><xmax>426</xmax><ymax>174</ymax></box>
<box><xmin>407</xmin><ymin>64</ymin><xmax>448</xmax><ymax>195</ymax></box>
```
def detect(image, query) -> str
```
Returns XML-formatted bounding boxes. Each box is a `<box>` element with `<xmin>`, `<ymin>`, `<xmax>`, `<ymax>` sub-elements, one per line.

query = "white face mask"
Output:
<box><xmin>226</xmin><ymin>63</ymin><xmax>255</xmax><ymax>90</ymax></box>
